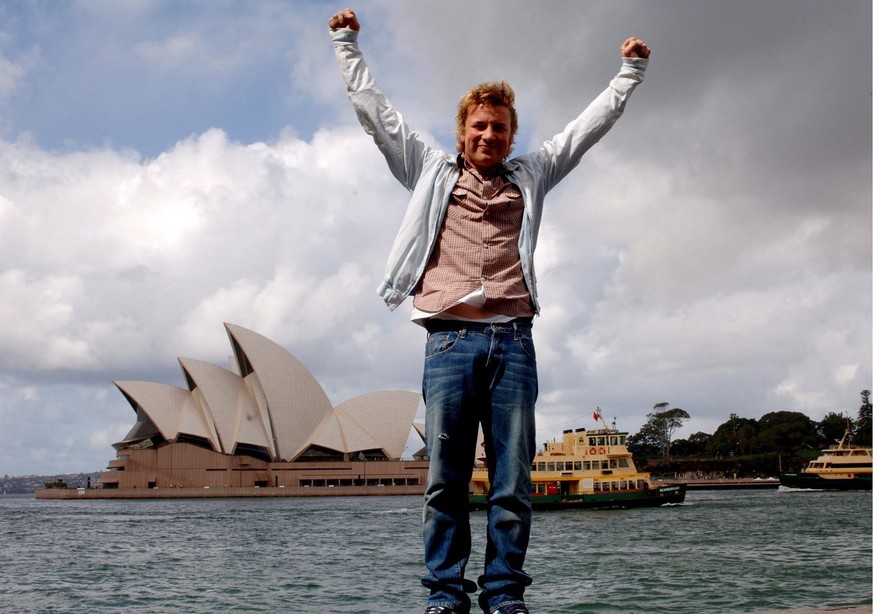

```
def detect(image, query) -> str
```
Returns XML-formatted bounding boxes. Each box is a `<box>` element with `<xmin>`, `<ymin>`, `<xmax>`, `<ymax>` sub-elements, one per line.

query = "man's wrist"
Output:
<box><xmin>621</xmin><ymin>56</ymin><xmax>648</xmax><ymax>74</ymax></box>
<box><xmin>330</xmin><ymin>28</ymin><xmax>359</xmax><ymax>43</ymax></box>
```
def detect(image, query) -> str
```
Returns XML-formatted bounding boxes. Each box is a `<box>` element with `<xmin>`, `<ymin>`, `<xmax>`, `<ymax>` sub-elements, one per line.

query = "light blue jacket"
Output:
<box><xmin>331</xmin><ymin>29</ymin><xmax>647</xmax><ymax>313</ymax></box>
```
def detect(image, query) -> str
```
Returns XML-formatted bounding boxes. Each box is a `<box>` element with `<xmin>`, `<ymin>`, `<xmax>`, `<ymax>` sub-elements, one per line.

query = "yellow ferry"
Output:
<box><xmin>469</xmin><ymin>411</ymin><xmax>686</xmax><ymax>510</ymax></box>
<box><xmin>780</xmin><ymin>427</ymin><xmax>872</xmax><ymax>490</ymax></box>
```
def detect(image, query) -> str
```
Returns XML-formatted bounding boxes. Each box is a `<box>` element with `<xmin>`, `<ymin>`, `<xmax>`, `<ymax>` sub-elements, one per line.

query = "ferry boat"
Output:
<box><xmin>780</xmin><ymin>428</ymin><xmax>872</xmax><ymax>490</ymax></box>
<box><xmin>469</xmin><ymin>410</ymin><xmax>686</xmax><ymax>510</ymax></box>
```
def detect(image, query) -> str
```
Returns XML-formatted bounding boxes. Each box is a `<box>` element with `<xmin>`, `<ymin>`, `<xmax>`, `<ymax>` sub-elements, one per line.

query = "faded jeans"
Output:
<box><xmin>421</xmin><ymin>319</ymin><xmax>538</xmax><ymax>613</ymax></box>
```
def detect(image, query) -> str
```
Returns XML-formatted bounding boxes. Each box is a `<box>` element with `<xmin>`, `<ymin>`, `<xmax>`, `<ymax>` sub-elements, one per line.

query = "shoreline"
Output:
<box><xmin>34</xmin><ymin>483</ymin><xmax>426</xmax><ymax>499</ymax></box>
<box><xmin>34</xmin><ymin>477</ymin><xmax>784</xmax><ymax>499</ymax></box>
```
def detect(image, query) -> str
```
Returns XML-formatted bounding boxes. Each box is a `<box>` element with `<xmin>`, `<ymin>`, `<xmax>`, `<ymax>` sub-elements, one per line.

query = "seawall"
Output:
<box><xmin>35</xmin><ymin>484</ymin><xmax>426</xmax><ymax>500</ymax></box>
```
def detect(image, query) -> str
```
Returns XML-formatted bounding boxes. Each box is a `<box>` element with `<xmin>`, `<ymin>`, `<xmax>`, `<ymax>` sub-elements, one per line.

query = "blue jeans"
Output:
<box><xmin>421</xmin><ymin>319</ymin><xmax>538</xmax><ymax>614</ymax></box>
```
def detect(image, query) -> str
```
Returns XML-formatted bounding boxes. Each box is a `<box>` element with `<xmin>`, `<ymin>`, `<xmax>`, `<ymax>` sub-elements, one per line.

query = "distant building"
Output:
<box><xmin>38</xmin><ymin>323</ymin><xmax>428</xmax><ymax>499</ymax></box>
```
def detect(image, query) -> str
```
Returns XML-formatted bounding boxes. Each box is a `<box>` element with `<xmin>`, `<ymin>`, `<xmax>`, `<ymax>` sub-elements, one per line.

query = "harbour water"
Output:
<box><xmin>1</xmin><ymin>488</ymin><xmax>870</xmax><ymax>613</ymax></box>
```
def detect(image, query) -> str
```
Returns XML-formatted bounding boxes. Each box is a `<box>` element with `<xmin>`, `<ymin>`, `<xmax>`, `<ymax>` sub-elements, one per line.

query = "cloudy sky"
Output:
<box><xmin>0</xmin><ymin>0</ymin><xmax>869</xmax><ymax>476</ymax></box>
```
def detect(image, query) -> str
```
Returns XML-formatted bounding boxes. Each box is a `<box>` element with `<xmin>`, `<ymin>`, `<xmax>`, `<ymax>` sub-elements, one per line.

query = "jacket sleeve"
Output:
<box><xmin>528</xmin><ymin>57</ymin><xmax>648</xmax><ymax>191</ymax></box>
<box><xmin>330</xmin><ymin>28</ymin><xmax>430</xmax><ymax>192</ymax></box>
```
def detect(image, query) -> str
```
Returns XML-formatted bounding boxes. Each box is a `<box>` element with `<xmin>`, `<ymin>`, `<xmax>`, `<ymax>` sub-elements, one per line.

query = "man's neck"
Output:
<box><xmin>462</xmin><ymin>155</ymin><xmax>504</xmax><ymax>179</ymax></box>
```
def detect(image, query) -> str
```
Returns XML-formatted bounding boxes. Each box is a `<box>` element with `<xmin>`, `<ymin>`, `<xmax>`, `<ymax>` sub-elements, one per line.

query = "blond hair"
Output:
<box><xmin>455</xmin><ymin>81</ymin><xmax>518</xmax><ymax>154</ymax></box>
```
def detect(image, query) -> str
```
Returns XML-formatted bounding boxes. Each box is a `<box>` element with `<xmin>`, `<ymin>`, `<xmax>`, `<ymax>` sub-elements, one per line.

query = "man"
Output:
<box><xmin>328</xmin><ymin>8</ymin><xmax>650</xmax><ymax>614</ymax></box>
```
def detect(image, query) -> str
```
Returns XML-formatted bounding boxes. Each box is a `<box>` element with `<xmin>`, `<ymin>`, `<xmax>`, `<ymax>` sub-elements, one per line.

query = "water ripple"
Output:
<box><xmin>0</xmin><ymin>490</ymin><xmax>869</xmax><ymax>613</ymax></box>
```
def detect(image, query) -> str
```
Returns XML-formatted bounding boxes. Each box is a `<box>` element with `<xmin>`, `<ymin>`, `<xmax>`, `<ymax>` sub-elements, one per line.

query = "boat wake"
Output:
<box><xmin>778</xmin><ymin>485</ymin><xmax>824</xmax><ymax>492</ymax></box>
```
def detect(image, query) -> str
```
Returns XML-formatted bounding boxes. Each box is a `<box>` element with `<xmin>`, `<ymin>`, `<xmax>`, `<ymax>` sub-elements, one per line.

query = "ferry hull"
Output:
<box><xmin>779</xmin><ymin>472</ymin><xmax>871</xmax><ymax>491</ymax></box>
<box><xmin>469</xmin><ymin>484</ymin><xmax>686</xmax><ymax>511</ymax></box>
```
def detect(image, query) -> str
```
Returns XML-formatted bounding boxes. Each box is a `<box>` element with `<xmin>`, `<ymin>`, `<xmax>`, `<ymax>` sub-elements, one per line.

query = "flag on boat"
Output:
<box><xmin>593</xmin><ymin>407</ymin><xmax>603</xmax><ymax>422</ymax></box>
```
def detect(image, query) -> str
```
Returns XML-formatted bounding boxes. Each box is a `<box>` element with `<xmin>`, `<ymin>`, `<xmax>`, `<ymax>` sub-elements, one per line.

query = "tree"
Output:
<box><xmin>707</xmin><ymin>414</ymin><xmax>758</xmax><ymax>457</ymax></box>
<box><xmin>855</xmin><ymin>390</ymin><xmax>872</xmax><ymax>446</ymax></box>
<box><xmin>757</xmin><ymin>411</ymin><xmax>817</xmax><ymax>453</ymax></box>
<box><xmin>633</xmin><ymin>402</ymin><xmax>690</xmax><ymax>460</ymax></box>
<box><xmin>626</xmin><ymin>430</ymin><xmax>660</xmax><ymax>460</ymax></box>
<box><xmin>818</xmin><ymin>412</ymin><xmax>852</xmax><ymax>447</ymax></box>
<box><xmin>671</xmin><ymin>431</ymin><xmax>712</xmax><ymax>457</ymax></box>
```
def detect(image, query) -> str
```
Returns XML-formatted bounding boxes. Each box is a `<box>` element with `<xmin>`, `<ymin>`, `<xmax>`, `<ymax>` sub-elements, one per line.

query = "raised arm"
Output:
<box><xmin>515</xmin><ymin>37</ymin><xmax>651</xmax><ymax>190</ymax></box>
<box><xmin>329</xmin><ymin>8</ymin><xmax>434</xmax><ymax>191</ymax></box>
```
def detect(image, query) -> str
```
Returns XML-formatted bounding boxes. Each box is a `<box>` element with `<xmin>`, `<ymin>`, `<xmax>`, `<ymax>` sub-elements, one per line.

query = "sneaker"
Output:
<box><xmin>492</xmin><ymin>605</ymin><xmax>529</xmax><ymax>614</ymax></box>
<box><xmin>424</xmin><ymin>607</ymin><xmax>458</xmax><ymax>614</ymax></box>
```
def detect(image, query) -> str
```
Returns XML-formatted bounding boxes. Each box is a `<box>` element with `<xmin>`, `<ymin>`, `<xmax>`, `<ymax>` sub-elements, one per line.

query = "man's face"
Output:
<box><xmin>462</xmin><ymin>103</ymin><xmax>513</xmax><ymax>174</ymax></box>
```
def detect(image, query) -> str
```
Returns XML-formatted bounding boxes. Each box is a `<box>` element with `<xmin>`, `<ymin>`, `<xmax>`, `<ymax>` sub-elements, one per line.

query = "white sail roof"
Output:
<box><xmin>112</xmin><ymin>323</ymin><xmax>421</xmax><ymax>461</ymax></box>
<box><xmin>178</xmin><ymin>357</ymin><xmax>273</xmax><ymax>456</ymax></box>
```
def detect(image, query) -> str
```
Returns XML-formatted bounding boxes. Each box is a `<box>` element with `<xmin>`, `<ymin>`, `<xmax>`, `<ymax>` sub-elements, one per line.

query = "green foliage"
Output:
<box><xmin>627</xmin><ymin>431</ymin><xmax>660</xmax><ymax>460</ymax></box>
<box><xmin>706</xmin><ymin>414</ymin><xmax>759</xmax><ymax>457</ymax></box>
<box><xmin>757</xmin><ymin>411</ymin><xmax>818</xmax><ymax>453</ymax></box>
<box><xmin>627</xmin><ymin>403</ymin><xmax>690</xmax><ymax>460</ymax></box>
<box><xmin>43</xmin><ymin>479</ymin><xmax>68</xmax><ymax>489</ymax></box>
<box><xmin>645</xmin><ymin>390</ymin><xmax>873</xmax><ymax>467</ymax></box>
<box><xmin>855</xmin><ymin>390</ymin><xmax>872</xmax><ymax>445</ymax></box>
<box><xmin>670</xmin><ymin>431</ymin><xmax>711</xmax><ymax>457</ymax></box>
<box><xmin>818</xmin><ymin>411</ymin><xmax>852</xmax><ymax>444</ymax></box>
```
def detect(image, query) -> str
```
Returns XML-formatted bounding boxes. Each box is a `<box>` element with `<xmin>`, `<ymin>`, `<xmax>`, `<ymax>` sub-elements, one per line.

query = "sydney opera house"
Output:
<box><xmin>37</xmin><ymin>323</ymin><xmax>428</xmax><ymax>499</ymax></box>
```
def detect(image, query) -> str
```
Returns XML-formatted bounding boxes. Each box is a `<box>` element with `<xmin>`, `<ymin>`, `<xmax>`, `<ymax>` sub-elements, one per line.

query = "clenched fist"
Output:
<box><xmin>621</xmin><ymin>37</ymin><xmax>651</xmax><ymax>59</ymax></box>
<box><xmin>329</xmin><ymin>8</ymin><xmax>360</xmax><ymax>31</ymax></box>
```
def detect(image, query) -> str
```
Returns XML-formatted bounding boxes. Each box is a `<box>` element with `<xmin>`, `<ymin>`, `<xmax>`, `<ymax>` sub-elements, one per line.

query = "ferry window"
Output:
<box><xmin>618</xmin><ymin>459</ymin><xmax>629</xmax><ymax>468</ymax></box>
<box><xmin>610</xmin><ymin>459</ymin><xmax>618</xmax><ymax>469</ymax></box>
<box><xmin>556</xmin><ymin>462</ymin><xmax>564</xmax><ymax>471</ymax></box>
<box><xmin>612</xmin><ymin>481</ymin><xmax>619</xmax><ymax>491</ymax></box>
<box><xmin>538</xmin><ymin>462</ymin><xmax>545</xmax><ymax>472</ymax></box>
<box><xmin>610</xmin><ymin>436</ymin><xmax>618</xmax><ymax>445</ymax></box>
<box><xmin>574</xmin><ymin>462</ymin><xmax>582</xmax><ymax>470</ymax></box>
<box><xmin>594</xmin><ymin>482</ymin><xmax>601</xmax><ymax>492</ymax></box>
<box><xmin>591</xmin><ymin>461</ymin><xmax>599</xmax><ymax>470</ymax></box>
<box><xmin>620</xmin><ymin>436</ymin><xmax>626</xmax><ymax>445</ymax></box>
<box><xmin>628</xmin><ymin>480</ymin><xmax>635</xmax><ymax>489</ymax></box>
<box><xmin>620</xmin><ymin>480</ymin><xmax>628</xmax><ymax>490</ymax></box>
<box><xmin>589</xmin><ymin>437</ymin><xmax>596</xmax><ymax>447</ymax></box>
<box><xmin>531</xmin><ymin>463</ymin><xmax>537</xmax><ymax>471</ymax></box>
<box><xmin>602</xmin><ymin>482</ymin><xmax>610</xmax><ymax>492</ymax></box>
<box><xmin>547</xmin><ymin>462</ymin><xmax>555</xmax><ymax>471</ymax></box>
<box><xmin>597</xmin><ymin>437</ymin><xmax>605</xmax><ymax>446</ymax></box>
<box><xmin>584</xmin><ymin>461</ymin><xmax>591</xmax><ymax>470</ymax></box>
